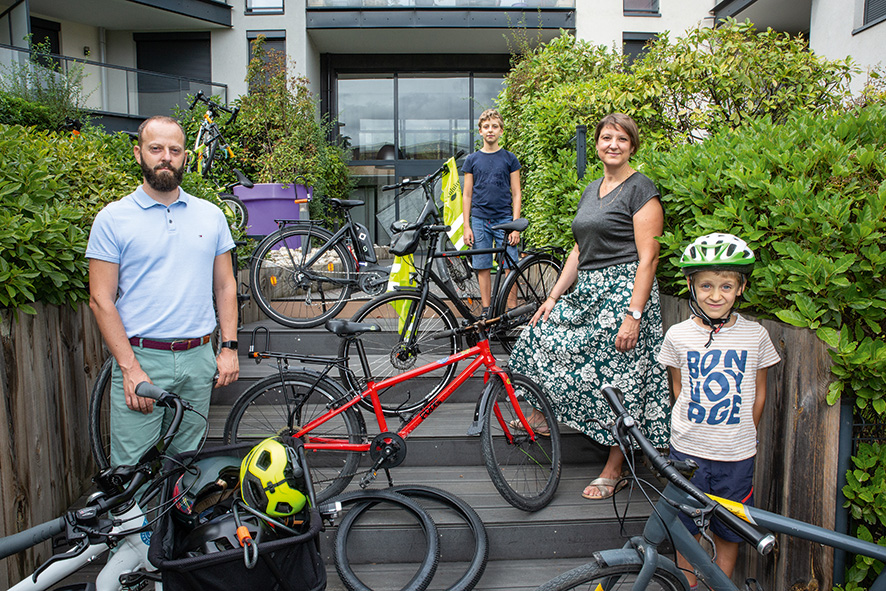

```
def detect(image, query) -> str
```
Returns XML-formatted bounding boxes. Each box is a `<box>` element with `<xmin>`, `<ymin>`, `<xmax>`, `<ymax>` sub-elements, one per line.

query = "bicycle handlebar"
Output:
<box><xmin>0</xmin><ymin>383</ymin><xmax>186</xmax><ymax>561</ymax></box>
<box><xmin>188</xmin><ymin>90</ymin><xmax>237</xmax><ymax>119</ymax></box>
<box><xmin>599</xmin><ymin>385</ymin><xmax>776</xmax><ymax>556</ymax></box>
<box><xmin>381</xmin><ymin>150</ymin><xmax>465</xmax><ymax>193</ymax></box>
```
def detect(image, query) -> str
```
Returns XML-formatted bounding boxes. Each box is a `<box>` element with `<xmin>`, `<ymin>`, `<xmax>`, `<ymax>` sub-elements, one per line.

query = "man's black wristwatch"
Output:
<box><xmin>220</xmin><ymin>340</ymin><xmax>239</xmax><ymax>350</ymax></box>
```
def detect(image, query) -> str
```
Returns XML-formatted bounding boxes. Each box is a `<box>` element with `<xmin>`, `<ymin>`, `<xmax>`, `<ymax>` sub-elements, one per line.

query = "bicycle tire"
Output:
<box><xmin>493</xmin><ymin>253</ymin><xmax>561</xmax><ymax>354</ymax></box>
<box><xmin>333</xmin><ymin>489</ymin><xmax>440</xmax><ymax>591</ymax></box>
<box><xmin>88</xmin><ymin>356</ymin><xmax>114</xmax><ymax>470</ymax></box>
<box><xmin>223</xmin><ymin>370</ymin><xmax>364</xmax><ymax>503</ymax></box>
<box><xmin>381</xmin><ymin>485</ymin><xmax>488</xmax><ymax>591</ymax></box>
<box><xmin>219</xmin><ymin>192</ymin><xmax>248</xmax><ymax>231</ymax></box>
<box><xmin>250</xmin><ymin>225</ymin><xmax>355</xmax><ymax>329</ymax></box>
<box><xmin>533</xmin><ymin>558</ymin><xmax>686</xmax><ymax>591</ymax></box>
<box><xmin>339</xmin><ymin>291</ymin><xmax>460</xmax><ymax>415</ymax></box>
<box><xmin>480</xmin><ymin>372</ymin><xmax>561</xmax><ymax>512</ymax></box>
<box><xmin>203</xmin><ymin>138</ymin><xmax>217</xmax><ymax>177</ymax></box>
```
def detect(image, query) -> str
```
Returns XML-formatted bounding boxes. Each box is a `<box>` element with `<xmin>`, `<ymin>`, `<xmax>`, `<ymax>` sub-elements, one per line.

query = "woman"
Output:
<box><xmin>509</xmin><ymin>113</ymin><xmax>670</xmax><ymax>500</ymax></box>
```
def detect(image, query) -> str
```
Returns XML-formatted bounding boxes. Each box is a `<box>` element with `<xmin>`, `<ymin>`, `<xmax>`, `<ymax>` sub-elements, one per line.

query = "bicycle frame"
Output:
<box><xmin>293</xmin><ymin>335</ymin><xmax>540</xmax><ymax>451</ymax></box>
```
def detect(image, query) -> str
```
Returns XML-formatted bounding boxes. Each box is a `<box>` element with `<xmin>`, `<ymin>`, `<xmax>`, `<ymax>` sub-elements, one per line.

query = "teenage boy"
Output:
<box><xmin>462</xmin><ymin>108</ymin><xmax>522</xmax><ymax>314</ymax></box>
<box><xmin>657</xmin><ymin>233</ymin><xmax>780</xmax><ymax>586</ymax></box>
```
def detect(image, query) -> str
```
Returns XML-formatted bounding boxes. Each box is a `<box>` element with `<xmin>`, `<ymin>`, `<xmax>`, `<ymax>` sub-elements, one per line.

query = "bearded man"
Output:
<box><xmin>87</xmin><ymin>116</ymin><xmax>239</xmax><ymax>467</ymax></box>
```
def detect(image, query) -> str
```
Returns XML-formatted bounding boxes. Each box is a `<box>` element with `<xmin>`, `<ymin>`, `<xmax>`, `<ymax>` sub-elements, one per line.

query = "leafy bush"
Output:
<box><xmin>0</xmin><ymin>38</ymin><xmax>91</xmax><ymax>131</ymax></box>
<box><xmin>498</xmin><ymin>21</ymin><xmax>855</xmax><ymax>248</ymax></box>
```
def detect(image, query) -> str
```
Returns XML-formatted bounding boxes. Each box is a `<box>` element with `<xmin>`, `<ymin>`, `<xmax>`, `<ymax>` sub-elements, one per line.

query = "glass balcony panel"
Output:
<box><xmin>308</xmin><ymin>0</ymin><xmax>574</xmax><ymax>7</ymax></box>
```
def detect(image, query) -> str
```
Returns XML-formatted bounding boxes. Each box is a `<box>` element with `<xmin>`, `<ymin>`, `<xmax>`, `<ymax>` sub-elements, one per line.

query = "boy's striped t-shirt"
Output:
<box><xmin>657</xmin><ymin>314</ymin><xmax>780</xmax><ymax>461</ymax></box>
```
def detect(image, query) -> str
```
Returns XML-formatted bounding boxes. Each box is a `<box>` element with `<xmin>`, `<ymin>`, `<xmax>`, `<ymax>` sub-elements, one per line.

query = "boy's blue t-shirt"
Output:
<box><xmin>463</xmin><ymin>148</ymin><xmax>521</xmax><ymax>219</ymax></box>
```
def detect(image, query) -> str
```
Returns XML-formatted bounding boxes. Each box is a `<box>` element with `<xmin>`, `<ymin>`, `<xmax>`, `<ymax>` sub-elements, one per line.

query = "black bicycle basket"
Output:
<box><xmin>148</xmin><ymin>441</ymin><xmax>326</xmax><ymax>591</ymax></box>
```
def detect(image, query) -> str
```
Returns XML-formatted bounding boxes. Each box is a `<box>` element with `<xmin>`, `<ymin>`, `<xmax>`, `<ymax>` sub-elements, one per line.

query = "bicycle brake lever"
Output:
<box><xmin>32</xmin><ymin>537</ymin><xmax>89</xmax><ymax>582</ymax></box>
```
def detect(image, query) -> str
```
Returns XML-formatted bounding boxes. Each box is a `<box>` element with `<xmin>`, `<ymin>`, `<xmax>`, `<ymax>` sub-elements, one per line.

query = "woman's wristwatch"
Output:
<box><xmin>626</xmin><ymin>309</ymin><xmax>642</xmax><ymax>320</ymax></box>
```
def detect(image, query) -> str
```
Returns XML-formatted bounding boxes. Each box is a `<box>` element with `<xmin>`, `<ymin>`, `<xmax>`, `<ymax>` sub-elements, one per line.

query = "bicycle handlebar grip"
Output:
<box><xmin>228</xmin><ymin>106</ymin><xmax>239</xmax><ymax>126</ymax></box>
<box><xmin>0</xmin><ymin>516</ymin><xmax>66</xmax><ymax>559</ymax></box>
<box><xmin>188</xmin><ymin>90</ymin><xmax>204</xmax><ymax>110</ymax></box>
<box><xmin>135</xmin><ymin>382</ymin><xmax>176</xmax><ymax>407</ymax></box>
<box><xmin>502</xmin><ymin>303</ymin><xmax>537</xmax><ymax>320</ymax></box>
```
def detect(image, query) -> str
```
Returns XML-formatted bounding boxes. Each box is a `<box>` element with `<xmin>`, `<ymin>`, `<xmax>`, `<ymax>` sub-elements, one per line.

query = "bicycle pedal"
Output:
<box><xmin>359</xmin><ymin>472</ymin><xmax>378</xmax><ymax>488</ymax></box>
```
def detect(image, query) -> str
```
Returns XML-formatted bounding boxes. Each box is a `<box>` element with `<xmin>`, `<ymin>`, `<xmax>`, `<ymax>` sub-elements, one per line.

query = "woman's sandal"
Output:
<box><xmin>581</xmin><ymin>475</ymin><xmax>628</xmax><ymax>500</ymax></box>
<box><xmin>507</xmin><ymin>418</ymin><xmax>550</xmax><ymax>437</ymax></box>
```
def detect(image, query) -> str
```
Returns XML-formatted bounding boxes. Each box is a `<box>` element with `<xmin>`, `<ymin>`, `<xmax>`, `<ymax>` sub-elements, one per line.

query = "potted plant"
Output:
<box><xmin>233</xmin><ymin>37</ymin><xmax>352</xmax><ymax>234</ymax></box>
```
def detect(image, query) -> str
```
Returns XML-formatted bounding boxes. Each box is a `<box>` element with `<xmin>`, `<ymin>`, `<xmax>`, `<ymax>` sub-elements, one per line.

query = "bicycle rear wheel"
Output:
<box><xmin>493</xmin><ymin>253</ymin><xmax>561</xmax><ymax>353</ymax></box>
<box><xmin>339</xmin><ymin>291</ymin><xmax>460</xmax><ymax>415</ymax></box>
<box><xmin>219</xmin><ymin>193</ymin><xmax>248</xmax><ymax>231</ymax></box>
<box><xmin>88</xmin><ymin>357</ymin><xmax>114</xmax><ymax>470</ymax></box>
<box><xmin>250</xmin><ymin>225</ymin><xmax>354</xmax><ymax>329</ymax></box>
<box><xmin>480</xmin><ymin>372</ymin><xmax>561</xmax><ymax>512</ymax></box>
<box><xmin>534</xmin><ymin>558</ymin><xmax>686</xmax><ymax>591</ymax></box>
<box><xmin>223</xmin><ymin>370</ymin><xmax>364</xmax><ymax>502</ymax></box>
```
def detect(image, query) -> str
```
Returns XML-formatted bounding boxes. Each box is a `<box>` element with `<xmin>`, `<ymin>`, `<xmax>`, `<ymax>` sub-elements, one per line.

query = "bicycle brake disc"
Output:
<box><xmin>369</xmin><ymin>432</ymin><xmax>407</xmax><ymax>469</ymax></box>
<box><xmin>390</xmin><ymin>343</ymin><xmax>419</xmax><ymax>371</ymax></box>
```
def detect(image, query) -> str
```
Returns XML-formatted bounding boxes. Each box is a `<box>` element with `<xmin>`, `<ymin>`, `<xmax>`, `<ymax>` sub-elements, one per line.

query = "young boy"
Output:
<box><xmin>657</xmin><ymin>233</ymin><xmax>780</xmax><ymax>586</ymax></box>
<box><xmin>462</xmin><ymin>108</ymin><xmax>522</xmax><ymax>315</ymax></box>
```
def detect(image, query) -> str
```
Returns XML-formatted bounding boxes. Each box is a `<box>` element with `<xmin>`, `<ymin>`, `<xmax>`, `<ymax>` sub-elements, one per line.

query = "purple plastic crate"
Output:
<box><xmin>233</xmin><ymin>183</ymin><xmax>312</xmax><ymax>237</ymax></box>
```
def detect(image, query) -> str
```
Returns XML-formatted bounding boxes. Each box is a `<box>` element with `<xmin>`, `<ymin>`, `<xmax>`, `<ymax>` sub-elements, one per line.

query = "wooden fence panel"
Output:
<box><xmin>661</xmin><ymin>295</ymin><xmax>837</xmax><ymax>590</ymax></box>
<box><xmin>0</xmin><ymin>303</ymin><xmax>103</xmax><ymax>588</ymax></box>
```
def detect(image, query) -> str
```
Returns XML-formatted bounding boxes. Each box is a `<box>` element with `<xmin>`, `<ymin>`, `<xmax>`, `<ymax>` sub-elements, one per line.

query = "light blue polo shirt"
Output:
<box><xmin>86</xmin><ymin>186</ymin><xmax>235</xmax><ymax>339</ymax></box>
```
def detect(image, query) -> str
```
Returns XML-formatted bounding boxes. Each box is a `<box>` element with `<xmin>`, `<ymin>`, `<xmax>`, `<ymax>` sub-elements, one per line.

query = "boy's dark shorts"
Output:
<box><xmin>669</xmin><ymin>447</ymin><xmax>755</xmax><ymax>543</ymax></box>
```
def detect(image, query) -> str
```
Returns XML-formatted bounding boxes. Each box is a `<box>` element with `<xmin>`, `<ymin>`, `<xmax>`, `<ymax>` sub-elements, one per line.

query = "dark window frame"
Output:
<box><xmin>622</xmin><ymin>32</ymin><xmax>657</xmax><ymax>64</ymax></box>
<box><xmin>245</xmin><ymin>0</ymin><xmax>284</xmax><ymax>15</ymax></box>
<box><xmin>623</xmin><ymin>0</ymin><xmax>659</xmax><ymax>16</ymax></box>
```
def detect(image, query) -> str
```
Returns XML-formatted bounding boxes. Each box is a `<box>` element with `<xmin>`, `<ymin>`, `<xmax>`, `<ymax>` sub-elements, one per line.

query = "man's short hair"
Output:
<box><xmin>478</xmin><ymin>108</ymin><xmax>504</xmax><ymax>129</ymax></box>
<box><xmin>137</xmin><ymin>116</ymin><xmax>187</xmax><ymax>147</ymax></box>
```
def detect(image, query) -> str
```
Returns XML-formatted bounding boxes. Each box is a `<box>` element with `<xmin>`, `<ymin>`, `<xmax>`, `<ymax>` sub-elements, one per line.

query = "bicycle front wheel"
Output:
<box><xmin>88</xmin><ymin>356</ymin><xmax>114</xmax><ymax>470</ymax></box>
<box><xmin>223</xmin><ymin>370</ymin><xmax>364</xmax><ymax>502</ymax></box>
<box><xmin>534</xmin><ymin>558</ymin><xmax>686</xmax><ymax>591</ymax></box>
<box><xmin>480</xmin><ymin>372</ymin><xmax>561</xmax><ymax>512</ymax></box>
<box><xmin>250</xmin><ymin>226</ymin><xmax>354</xmax><ymax>328</ymax></box>
<box><xmin>219</xmin><ymin>193</ymin><xmax>248</xmax><ymax>231</ymax></box>
<box><xmin>493</xmin><ymin>253</ymin><xmax>561</xmax><ymax>354</ymax></box>
<box><xmin>340</xmin><ymin>291</ymin><xmax>460</xmax><ymax>415</ymax></box>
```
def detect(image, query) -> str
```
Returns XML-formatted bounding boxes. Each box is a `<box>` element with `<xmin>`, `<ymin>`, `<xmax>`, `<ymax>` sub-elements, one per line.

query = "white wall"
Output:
<box><xmin>810</xmin><ymin>0</ymin><xmax>885</xmax><ymax>92</ymax></box>
<box><xmin>574</xmin><ymin>0</ymin><xmax>715</xmax><ymax>52</ymax></box>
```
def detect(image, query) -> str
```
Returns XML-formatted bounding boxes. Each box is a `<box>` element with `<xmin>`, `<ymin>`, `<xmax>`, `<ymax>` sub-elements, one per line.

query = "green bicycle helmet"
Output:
<box><xmin>240</xmin><ymin>437</ymin><xmax>308</xmax><ymax>519</ymax></box>
<box><xmin>679</xmin><ymin>233</ymin><xmax>755</xmax><ymax>277</ymax></box>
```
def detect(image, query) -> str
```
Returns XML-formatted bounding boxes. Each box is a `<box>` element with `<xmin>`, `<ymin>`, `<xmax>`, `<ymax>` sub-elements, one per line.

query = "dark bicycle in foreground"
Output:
<box><xmin>533</xmin><ymin>385</ymin><xmax>886</xmax><ymax>591</ymax></box>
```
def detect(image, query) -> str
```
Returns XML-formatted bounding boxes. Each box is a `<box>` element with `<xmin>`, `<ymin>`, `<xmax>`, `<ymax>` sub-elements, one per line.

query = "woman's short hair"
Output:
<box><xmin>594</xmin><ymin>113</ymin><xmax>640</xmax><ymax>155</ymax></box>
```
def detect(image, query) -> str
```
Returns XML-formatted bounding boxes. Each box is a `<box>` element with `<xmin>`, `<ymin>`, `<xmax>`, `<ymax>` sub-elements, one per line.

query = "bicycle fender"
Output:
<box><xmin>467</xmin><ymin>371</ymin><xmax>508</xmax><ymax>436</ymax></box>
<box><xmin>594</xmin><ymin>548</ymin><xmax>689</xmax><ymax>588</ymax></box>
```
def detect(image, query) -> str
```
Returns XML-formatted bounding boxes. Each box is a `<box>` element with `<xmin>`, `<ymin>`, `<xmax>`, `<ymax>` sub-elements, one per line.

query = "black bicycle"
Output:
<box><xmin>339</xmin><ymin>160</ymin><xmax>563</xmax><ymax>415</ymax></box>
<box><xmin>248</xmin><ymin>198</ymin><xmax>390</xmax><ymax>329</ymax></box>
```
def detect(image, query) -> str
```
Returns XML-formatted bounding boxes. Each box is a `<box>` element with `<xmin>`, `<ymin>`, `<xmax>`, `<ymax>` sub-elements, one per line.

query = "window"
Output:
<box><xmin>624</xmin><ymin>0</ymin><xmax>659</xmax><ymax>15</ymax></box>
<box><xmin>30</xmin><ymin>17</ymin><xmax>60</xmax><ymax>68</ymax></box>
<box><xmin>623</xmin><ymin>32</ymin><xmax>656</xmax><ymax>64</ymax></box>
<box><xmin>246</xmin><ymin>0</ymin><xmax>284</xmax><ymax>14</ymax></box>
<box><xmin>865</xmin><ymin>0</ymin><xmax>886</xmax><ymax>25</ymax></box>
<box><xmin>248</xmin><ymin>31</ymin><xmax>286</xmax><ymax>62</ymax></box>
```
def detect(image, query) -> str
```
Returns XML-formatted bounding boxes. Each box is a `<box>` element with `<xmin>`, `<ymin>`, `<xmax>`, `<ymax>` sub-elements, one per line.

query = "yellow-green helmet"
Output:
<box><xmin>239</xmin><ymin>437</ymin><xmax>308</xmax><ymax>518</ymax></box>
<box><xmin>679</xmin><ymin>233</ymin><xmax>755</xmax><ymax>277</ymax></box>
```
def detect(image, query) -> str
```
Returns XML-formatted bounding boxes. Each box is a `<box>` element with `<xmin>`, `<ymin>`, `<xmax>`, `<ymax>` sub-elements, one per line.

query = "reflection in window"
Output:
<box><xmin>338</xmin><ymin>76</ymin><xmax>395</xmax><ymax>160</ymax></box>
<box><xmin>624</xmin><ymin>0</ymin><xmax>659</xmax><ymax>14</ymax></box>
<box><xmin>472</xmin><ymin>75</ymin><xmax>506</xmax><ymax>148</ymax></box>
<box><xmin>247</xmin><ymin>0</ymin><xmax>284</xmax><ymax>14</ymax></box>
<box><xmin>399</xmin><ymin>75</ymin><xmax>471</xmax><ymax>160</ymax></box>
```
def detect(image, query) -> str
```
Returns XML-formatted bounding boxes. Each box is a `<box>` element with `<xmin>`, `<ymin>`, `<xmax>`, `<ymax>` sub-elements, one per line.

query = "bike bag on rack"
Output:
<box><xmin>353</xmin><ymin>222</ymin><xmax>377</xmax><ymax>263</ymax></box>
<box><xmin>148</xmin><ymin>441</ymin><xmax>326</xmax><ymax>591</ymax></box>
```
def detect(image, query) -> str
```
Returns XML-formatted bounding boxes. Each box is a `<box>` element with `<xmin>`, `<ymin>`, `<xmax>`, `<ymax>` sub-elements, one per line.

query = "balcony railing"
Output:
<box><xmin>0</xmin><ymin>43</ymin><xmax>227</xmax><ymax>120</ymax></box>
<box><xmin>308</xmin><ymin>0</ymin><xmax>574</xmax><ymax>7</ymax></box>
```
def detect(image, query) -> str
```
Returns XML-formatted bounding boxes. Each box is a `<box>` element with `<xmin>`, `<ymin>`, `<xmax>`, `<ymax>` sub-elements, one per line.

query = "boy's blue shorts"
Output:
<box><xmin>669</xmin><ymin>448</ymin><xmax>755</xmax><ymax>543</ymax></box>
<box><xmin>470</xmin><ymin>215</ymin><xmax>519</xmax><ymax>270</ymax></box>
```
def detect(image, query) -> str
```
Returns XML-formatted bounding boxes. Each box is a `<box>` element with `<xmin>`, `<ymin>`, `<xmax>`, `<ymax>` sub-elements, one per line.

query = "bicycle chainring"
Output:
<box><xmin>358</xmin><ymin>270</ymin><xmax>388</xmax><ymax>296</ymax></box>
<box><xmin>369</xmin><ymin>432</ymin><xmax>407</xmax><ymax>469</ymax></box>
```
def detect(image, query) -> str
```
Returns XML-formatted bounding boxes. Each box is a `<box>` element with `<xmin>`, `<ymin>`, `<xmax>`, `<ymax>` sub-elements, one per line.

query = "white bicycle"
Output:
<box><xmin>1</xmin><ymin>383</ymin><xmax>188</xmax><ymax>590</ymax></box>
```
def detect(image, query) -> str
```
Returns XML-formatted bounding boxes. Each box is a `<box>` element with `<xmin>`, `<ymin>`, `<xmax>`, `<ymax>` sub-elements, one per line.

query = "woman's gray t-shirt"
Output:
<box><xmin>571</xmin><ymin>172</ymin><xmax>660</xmax><ymax>270</ymax></box>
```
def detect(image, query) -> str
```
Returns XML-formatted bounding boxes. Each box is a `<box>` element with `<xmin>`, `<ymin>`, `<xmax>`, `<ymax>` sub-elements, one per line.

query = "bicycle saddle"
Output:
<box><xmin>329</xmin><ymin>198</ymin><xmax>365</xmax><ymax>209</ymax></box>
<box><xmin>492</xmin><ymin>218</ymin><xmax>529</xmax><ymax>233</ymax></box>
<box><xmin>325</xmin><ymin>319</ymin><xmax>381</xmax><ymax>336</ymax></box>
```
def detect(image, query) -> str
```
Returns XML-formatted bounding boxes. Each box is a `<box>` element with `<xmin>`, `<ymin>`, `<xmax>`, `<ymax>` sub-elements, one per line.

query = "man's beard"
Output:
<box><xmin>140</xmin><ymin>158</ymin><xmax>184</xmax><ymax>192</ymax></box>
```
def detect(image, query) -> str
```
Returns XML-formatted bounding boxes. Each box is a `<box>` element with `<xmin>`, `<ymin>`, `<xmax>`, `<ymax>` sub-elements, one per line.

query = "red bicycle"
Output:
<box><xmin>223</xmin><ymin>306</ymin><xmax>561</xmax><ymax>512</ymax></box>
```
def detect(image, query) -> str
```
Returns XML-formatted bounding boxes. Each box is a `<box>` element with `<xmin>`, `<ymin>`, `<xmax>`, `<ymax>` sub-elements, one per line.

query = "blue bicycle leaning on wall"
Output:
<box><xmin>532</xmin><ymin>385</ymin><xmax>886</xmax><ymax>591</ymax></box>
